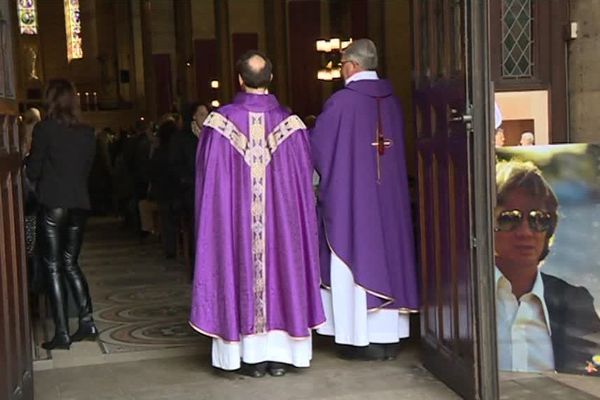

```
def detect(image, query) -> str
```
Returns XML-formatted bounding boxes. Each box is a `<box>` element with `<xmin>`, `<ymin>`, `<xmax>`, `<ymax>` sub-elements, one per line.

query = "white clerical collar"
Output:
<box><xmin>345</xmin><ymin>70</ymin><xmax>379</xmax><ymax>86</ymax></box>
<box><xmin>494</xmin><ymin>266</ymin><xmax>552</xmax><ymax>335</ymax></box>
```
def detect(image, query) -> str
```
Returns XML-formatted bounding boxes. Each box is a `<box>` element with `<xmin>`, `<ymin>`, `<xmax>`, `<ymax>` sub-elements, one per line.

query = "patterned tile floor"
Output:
<box><xmin>81</xmin><ymin>218</ymin><xmax>207</xmax><ymax>354</ymax></box>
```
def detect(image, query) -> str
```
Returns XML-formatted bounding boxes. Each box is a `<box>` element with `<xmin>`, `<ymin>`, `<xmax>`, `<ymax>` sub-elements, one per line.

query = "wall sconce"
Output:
<box><xmin>316</xmin><ymin>38</ymin><xmax>352</xmax><ymax>81</ymax></box>
<box><xmin>315</xmin><ymin>38</ymin><xmax>352</xmax><ymax>53</ymax></box>
<box><xmin>210</xmin><ymin>80</ymin><xmax>219</xmax><ymax>89</ymax></box>
<box><xmin>317</xmin><ymin>61</ymin><xmax>339</xmax><ymax>81</ymax></box>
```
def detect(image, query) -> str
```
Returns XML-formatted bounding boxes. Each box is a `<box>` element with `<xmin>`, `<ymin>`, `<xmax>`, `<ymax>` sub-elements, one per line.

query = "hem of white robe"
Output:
<box><xmin>212</xmin><ymin>330</ymin><xmax>313</xmax><ymax>370</ymax></box>
<box><xmin>317</xmin><ymin>252</ymin><xmax>410</xmax><ymax>346</ymax></box>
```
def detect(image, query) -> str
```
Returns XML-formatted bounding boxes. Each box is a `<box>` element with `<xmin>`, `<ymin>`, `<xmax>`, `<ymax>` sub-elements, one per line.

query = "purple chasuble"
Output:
<box><xmin>189</xmin><ymin>92</ymin><xmax>325</xmax><ymax>342</ymax></box>
<box><xmin>310</xmin><ymin>79</ymin><xmax>420</xmax><ymax>311</ymax></box>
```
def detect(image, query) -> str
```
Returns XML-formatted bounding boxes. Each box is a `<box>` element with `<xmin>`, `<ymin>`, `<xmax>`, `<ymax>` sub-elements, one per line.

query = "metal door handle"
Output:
<box><xmin>449</xmin><ymin>108</ymin><xmax>472</xmax><ymax>123</ymax></box>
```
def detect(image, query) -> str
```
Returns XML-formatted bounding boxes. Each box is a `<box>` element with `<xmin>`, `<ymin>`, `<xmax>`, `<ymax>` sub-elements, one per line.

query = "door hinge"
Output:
<box><xmin>471</xmin><ymin>236</ymin><xmax>477</xmax><ymax>248</ymax></box>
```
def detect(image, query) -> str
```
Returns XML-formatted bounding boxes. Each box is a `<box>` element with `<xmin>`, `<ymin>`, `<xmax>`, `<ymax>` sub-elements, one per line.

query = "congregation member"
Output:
<box><xmin>27</xmin><ymin>79</ymin><xmax>98</xmax><ymax>350</ymax></box>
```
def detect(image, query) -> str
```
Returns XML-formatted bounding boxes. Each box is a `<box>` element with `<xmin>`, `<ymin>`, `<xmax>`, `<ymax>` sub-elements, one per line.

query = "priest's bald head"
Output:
<box><xmin>236</xmin><ymin>50</ymin><xmax>273</xmax><ymax>92</ymax></box>
<box><xmin>340</xmin><ymin>39</ymin><xmax>378</xmax><ymax>81</ymax></box>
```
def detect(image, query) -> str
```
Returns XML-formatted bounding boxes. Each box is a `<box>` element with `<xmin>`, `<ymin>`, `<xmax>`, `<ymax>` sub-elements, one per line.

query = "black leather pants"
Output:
<box><xmin>40</xmin><ymin>208</ymin><xmax>94</xmax><ymax>339</ymax></box>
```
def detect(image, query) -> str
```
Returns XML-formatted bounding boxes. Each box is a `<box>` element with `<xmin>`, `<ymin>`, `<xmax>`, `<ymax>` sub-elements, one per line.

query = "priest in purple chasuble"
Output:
<box><xmin>310</xmin><ymin>39</ymin><xmax>420</xmax><ymax>360</ymax></box>
<box><xmin>189</xmin><ymin>51</ymin><xmax>325</xmax><ymax>377</ymax></box>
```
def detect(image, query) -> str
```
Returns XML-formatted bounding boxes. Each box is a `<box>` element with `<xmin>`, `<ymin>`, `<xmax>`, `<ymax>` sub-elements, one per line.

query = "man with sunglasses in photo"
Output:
<box><xmin>495</xmin><ymin>160</ymin><xmax>600</xmax><ymax>375</ymax></box>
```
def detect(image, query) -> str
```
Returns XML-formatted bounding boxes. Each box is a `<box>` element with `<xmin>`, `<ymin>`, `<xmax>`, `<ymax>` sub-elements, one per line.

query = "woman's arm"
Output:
<box><xmin>25</xmin><ymin>122</ymin><xmax>48</xmax><ymax>183</ymax></box>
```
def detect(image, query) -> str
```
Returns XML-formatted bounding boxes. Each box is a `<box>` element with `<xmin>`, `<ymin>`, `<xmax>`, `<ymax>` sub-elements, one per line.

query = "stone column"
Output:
<box><xmin>174</xmin><ymin>0</ymin><xmax>195</xmax><ymax>107</ymax></box>
<box><xmin>264</xmin><ymin>0</ymin><xmax>289</xmax><ymax>104</ymax></box>
<box><xmin>367</xmin><ymin>0</ymin><xmax>386</xmax><ymax>76</ymax></box>
<box><xmin>214</xmin><ymin>0</ymin><xmax>232</xmax><ymax>103</ymax></box>
<box><xmin>139</xmin><ymin>0</ymin><xmax>157</xmax><ymax>119</ymax></box>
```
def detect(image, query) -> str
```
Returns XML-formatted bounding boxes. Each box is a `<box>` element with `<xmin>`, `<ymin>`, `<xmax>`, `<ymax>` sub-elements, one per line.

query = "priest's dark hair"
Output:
<box><xmin>236</xmin><ymin>50</ymin><xmax>273</xmax><ymax>89</ymax></box>
<box><xmin>44</xmin><ymin>79</ymin><xmax>81</xmax><ymax>126</ymax></box>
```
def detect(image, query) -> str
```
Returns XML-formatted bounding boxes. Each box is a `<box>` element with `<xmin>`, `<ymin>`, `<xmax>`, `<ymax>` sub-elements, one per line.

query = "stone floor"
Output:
<box><xmin>32</xmin><ymin>217</ymin><xmax>600</xmax><ymax>399</ymax></box>
<box><xmin>35</xmin><ymin>341</ymin><xmax>460</xmax><ymax>400</ymax></box>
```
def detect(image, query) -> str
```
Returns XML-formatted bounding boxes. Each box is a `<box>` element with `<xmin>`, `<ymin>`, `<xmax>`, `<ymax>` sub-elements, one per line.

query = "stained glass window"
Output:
<box><xmin>17</xmin><ymin>0</ymin><xmax>37</xmax><ymax>35</ymax></box>
<box><xmin>502</xmin><ymin>0</ymin><xmax>533</xmax><ymax>78</ymax></box>
<box><xmin>64</xmin><ymin>0</ymin><xmax>83</xmax><ymax>61</ymax></box>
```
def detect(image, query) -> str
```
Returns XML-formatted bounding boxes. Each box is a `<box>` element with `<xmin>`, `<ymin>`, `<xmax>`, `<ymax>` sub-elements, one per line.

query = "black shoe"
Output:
<box><xmin>383</xmin><ymin>343</ymin><xmax>400</xmax><ymax>360</ymax></box>
<box><xmin>42</xmin><ymin>333</ymin><xmax>71</xmax><ymax>350</ymax></box>
<box><xmin>268</xmin><ymin>362</ymin><xmax>287</xmax><ymax>377</ymax></box>
<box><xmin>337</xmin><ymin>344</ymin><xmax>387</xmax><ymax>361</ymax></box>
<box><xmin>239</xmin><ymin>362</ymin><xmax>267</xmax><ymax>378</ymax></box>
<box><xmin>70</xmin><ymin>323</ymin><xmax>99</xmax><ymax>342</ymax></box>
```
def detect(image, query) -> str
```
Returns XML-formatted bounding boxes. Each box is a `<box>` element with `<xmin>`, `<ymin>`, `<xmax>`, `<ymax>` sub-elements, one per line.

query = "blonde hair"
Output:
<box><xmin>20</xmin><ymin>107</ymin><xmax>41</xmax><ymax>155</ymax></box>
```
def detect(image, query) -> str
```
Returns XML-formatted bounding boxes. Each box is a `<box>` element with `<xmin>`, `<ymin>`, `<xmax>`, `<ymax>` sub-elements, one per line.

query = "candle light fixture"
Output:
<box><xmin>316</xmin><ymin>38</ymin><xmax>352</xmax><ymax>81</ymax></box>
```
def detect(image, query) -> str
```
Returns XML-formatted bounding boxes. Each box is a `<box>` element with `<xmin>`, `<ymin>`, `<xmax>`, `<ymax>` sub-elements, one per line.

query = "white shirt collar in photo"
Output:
<box><xmin>494</xmin><ymin>266</ymin><xmax>552</xmax><ymax>335</ymax></box>
<box><xmin>345</xmin><ymin>70</ymin><xmax>379</xmax><ymax>86</ymax></box>
<box><xmin>495</xmin><ymin>266</ymin><xmax>555</xmax><ymax>372</ymax></box>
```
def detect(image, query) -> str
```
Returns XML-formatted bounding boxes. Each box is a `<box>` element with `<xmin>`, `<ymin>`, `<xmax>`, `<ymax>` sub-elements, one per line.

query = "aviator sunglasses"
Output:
<box><xmin>495</xmin><ymin>209</ymin><xmax>554</xmax><ymax>233</ymax></box>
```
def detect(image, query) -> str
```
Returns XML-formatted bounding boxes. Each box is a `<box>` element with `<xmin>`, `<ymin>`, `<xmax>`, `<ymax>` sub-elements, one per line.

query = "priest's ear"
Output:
<box><xmin>238</xmin><ymin>74</ymin><xmax>244</xmax><ymax>90</ymax></box>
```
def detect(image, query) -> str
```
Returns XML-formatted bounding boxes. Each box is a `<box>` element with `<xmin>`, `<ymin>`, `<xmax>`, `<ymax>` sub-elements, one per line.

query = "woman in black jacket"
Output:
<box><xmin>27</xmin><ymin>79</ymin><xmax>98</xmax><ymax>350</ymax></box>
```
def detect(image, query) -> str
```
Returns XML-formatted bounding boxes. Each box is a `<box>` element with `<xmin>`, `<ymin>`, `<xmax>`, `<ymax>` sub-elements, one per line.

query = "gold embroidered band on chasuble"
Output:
<box><xmin>203</xmin><ymin>111</ymin><xmax>306</xmax><ymax>334</ymax></box>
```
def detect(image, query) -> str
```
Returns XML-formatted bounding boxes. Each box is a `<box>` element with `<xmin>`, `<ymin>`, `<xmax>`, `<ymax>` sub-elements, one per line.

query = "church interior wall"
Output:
<box><xmin>37</xmin><ymin>0</ymin><xmax>100</xmax><ymax>92</ymax></box>
<box><xmin>150</xmin><ymin>0</ymin><xmax>177</xmax><ymax>114</ymax></box>
<box><xmin>150</xmin><ymin>0</ymin><xmax>176</xmax><ymax>60</ymax></box>
<box><xmin>30</xmin><ymin>0</ymin><xmax>140</xmax><ymax>131</ymax></box>
<box><xmin>113</xmin><ymin>0</ymin><xmax>136</xmax><ymax>108</ymax></box>
<box><xmin>382</xmin><ymin>0</ymin><xmax>415</xmax><ymax>176</ymax></box>
<box><xmin>228</xmin><ymin>0</ymin><xmax>266</xmax><ymax>93</ymax></box>
<box><xmin>568</xmin><ymin>0</ymin><xmax>600</xmax><ymax>144</ymax></box>
<box><xmin>191</xmin><ymin>0</ymin><xmax>216</xmax><ymax>40</ymax></box>
<box><xmin>318</xmin><ymin>0</ymin><xmax>334</xmax><ymax>104</ymax></box>
<box><xmin>95</xmin><ymin>0</ymin><xmax>120</xmax><ymax>109</ymax></box>
<box><xmin>229</xmin><ymin>0</ymin><xmax>266</xmax><ymax>52</ymax></box>
<box><xmin>190</xmin><ymin>0</ymin><xmax>217</xmax><ymax>107</ymax></box>
<box><xmin>130</xmin><ymin>0</ymin><xmax>146</xmax><ymax>115</ymax></box>
<box><xmin>19</xmin><ymin>0</ymin><xmax>416</xmax><ymax>147</ymax></box>
<box><xmin>287</xmin><ymin>0</ymin><xmax>323</xmax><ymax>117</ymax></box>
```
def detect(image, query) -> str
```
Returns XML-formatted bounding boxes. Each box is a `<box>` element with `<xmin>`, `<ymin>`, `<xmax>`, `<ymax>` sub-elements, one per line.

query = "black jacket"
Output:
<box><xmin>168</xmin><ymin>129</ymin><xmax>198</xmax><ymax>210</ymax></box>
<box><xmin>123</xmin><ymin>134</ymin><xmax>151</xmax><ymax>199</ymax></box>
<box><xmin>542</xmin><ymin>273</ymin><xmax>600</xmax><ymax>375</ymax></box>
<box><xmin>169</xmin><ymin>130</ymin><xmax>197</xmax><ymax>186</ymax></box>
<box><xmin>149</xmin><ymin>145</ymin><xmax>178</xmax><ymax>204</ymax></box>
<box><xmin>26</xmin><ymin>119</ymin><xmax>96</xmax><ymax>210</ymax></box>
